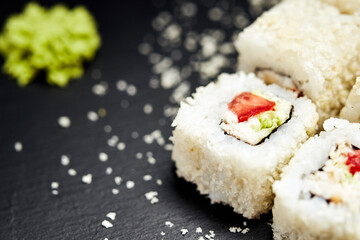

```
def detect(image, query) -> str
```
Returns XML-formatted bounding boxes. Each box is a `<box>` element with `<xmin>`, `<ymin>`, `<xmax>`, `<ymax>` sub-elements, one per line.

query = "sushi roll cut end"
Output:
<box><xmin>221</xmin><ymin>90</ymin><xmax>292</xmax><ymax>145</ymax></box>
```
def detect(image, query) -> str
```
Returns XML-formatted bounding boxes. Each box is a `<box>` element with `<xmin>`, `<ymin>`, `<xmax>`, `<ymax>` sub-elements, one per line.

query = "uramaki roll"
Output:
<box><xmin>234</xmin><ymin>0</ymin><xmax>360</xmax><ymax>126</ymax></box>
<box><xmin>273</xmin><ymin>118</ymin><xmax>360</xmax><ymax>240</ymax></box>
<box><xmin>171</xmin><ymin>72</ymin><xmax>318</xmax><ymax>218</ymax></box>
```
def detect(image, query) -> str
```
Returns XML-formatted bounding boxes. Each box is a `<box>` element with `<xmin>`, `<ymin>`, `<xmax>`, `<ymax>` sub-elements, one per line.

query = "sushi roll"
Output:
<box><xmin>171</xmin><ymin>72</ymin><xmax>318</xmax><ymax>218</ymax></box>
<box><xmin>272</xmin><ymin>118</ymin><xmax>360</xmax><ymax>240</ymax></box>
<box><xmin>234</xmin><ymin>0</ymin><xmax>360</xmax><ymax>126</ymax></box>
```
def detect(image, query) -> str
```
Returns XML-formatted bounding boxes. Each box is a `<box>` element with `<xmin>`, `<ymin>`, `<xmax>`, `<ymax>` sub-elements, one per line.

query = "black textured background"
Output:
<box><xmin>0</xmin><ymin>1</ymin><xmax>273</xmax><ymax>239</ymax></box>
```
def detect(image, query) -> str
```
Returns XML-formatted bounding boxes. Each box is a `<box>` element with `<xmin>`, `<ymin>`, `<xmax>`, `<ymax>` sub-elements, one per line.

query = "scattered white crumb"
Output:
<box><xmin>229</xmin><ymin>226</ymin><xmax>242</xmax><ymax>233</ymax></box>
<box><xmin>68</xmin><ymin>168</ymin><xmax>77</xmax><ymax>176</ymax></box>
<box><xmin>60</xmin><ymin>155</ymin><xmax>70</xmax><ymax>166</ymax></box>
<box><xmin>91</xmin><ymin>69</ymin><xmax>102</xmax><ymax>80</ymax></box>
<box><xmin>131</xmin><ymin>131</ymin><xmax>139</xmax><ymax>139</ymax></box>
<box><xmin>51</xmin><ymin>190</ymin><xmax>59</xmax><ymax>195</ymax></box>
<box><xmin>146</xmin><ymin>152</ymin><xmax>153</xmax><ymax>157</ymax></box>
<box><xmin>196</xmin><ymin>227</ymin><xmax>202</xmax><ymax>233</ymax></box>
<box><xmin>120</xmin><ymin>99</ymin><xmax>130</xmax><ymax>108</ymax></box>
<box><xmin>126</xmin><ymin>85</ymin><xmax>137</xmax><ymax>96</ymax></box>
<box><xmin>106</xmin><ymin>212</ymin><xmax>116</xmax><ymax>221</ymax></box>
<box><xmin>99</xmin><ymin>152</ymin><xmax>108</xmax><ymax>162</ymax></box>
<box><xmin>163</xmin><ymin>24</ymin><xmax>182</xmax><ymax>42</ymax></box>
<box><xmin>104</xmin><ymin>238</ymin><xmax>108</xmax><ymax>240</ymax></box>
<box><xmin>170</xmin><ymin>81</ymin><xmax>190</xmax><ymax>104</ymax></box>
<box><xmin>114</xmin><ymin>176</ymin><xmax>122</xmax><ymax>185</ymax></box>
<box><xmin>147</xmin><ymin>156</ymin><xmax>156</xmax><ymax>165</ymax></box>
<box><xmin>14</xmin><ymin>142</ymin><xmax>23</xmax><ymax>152</ymax></box>
<box><xmin>112</xmin><ymin>188</ymin><xmax>119</xmax><ymax>195</ymax></box>
<box><xmin>160</xmin><ymin>232</ymin><xmax>166</xmax><ymax>236</ymax></box>
<box><xmin>58</xmin><ymin>116</ymin><xmax>71</xmax><ymax>128</ymax></box>
<box><xmin>241</xmin><ymin>228</ymin><xmax>250</xmax><ymax>234</ymax></box>
<box><xmin>92</xmin><ymin>81</ymin><xmax>108</xmax><ymax>96</ymax></box>
<box><xmin>208</xmin><ymin>7</ymin><xmax>224</xmax><ymax>21</ymax></box>
<box><xmin>87</xmin><ymin>111</ymin><xmax>99</xmax><ymax>122</ymax></box>
<box><xmin>164</xmin><ymin>144</ymin><xmax>173</xmax><ymax>151</ymax></box>
<box><xmin>149</xmin><ymin>77</ymin><xmax>160</xmax><ymax>89</ymax></box>
<box><xmin>126</xmin><ymin>181</ymin><xmax>135</xmax><ymax>189</ymax></box>
<box><xmin>153</xmin><ymin>57</ymin><xmax>173</xmax><ymax>74</ymax></box>
<box><xmin>107</xmin><ymin>135</ymin><xmax>119</xmax><ymax>147</ymax></box>
<box><xmin>102</xmin><ymin>220</ymin><xmax>113</xmax><ymax>229</ymax></box>
<box><xmin>156</xmin><ymin>179</ymin><xmax>162</xmax><ymax>186</ymax></box>
<box><xmin>138</xmin><ymin>42</ymin><xmax>153</xmax><ymax>55</ymax></box>
<box><xmin>198</xmin><ymin>237</ymin><xmax>205</xmax><ymax>240</ymax></box>
<box><xmin>116</xmin><ymin>80</ymin><xmax>127</xmax><ymax>91</ymax></box>
<box><xmin>180</xmin><ymin>2</ymin><xmax>197</xmax><ymax>17</ymax></box>
<box><xmin>243</xmin><ymin>221</ymin><xmax>247</xmax><ymax>226</ymax></box>
<box><xmin>150</xmin><ymin>197</ymin><xmax>159</xmax><ymax>204</ymax></box>
<box><xmin>165</xmin><ymin>221</ymin><xmax>174</xmax><ymax>228</ymax></box>
<box><xmin>136</xmin><ymin>152</ymin><xmax>143</xmax><ymax>159</ymax></box>
<box><xmin>51</xmin><ymin>182</ymin><xmax>59</xmax><ymax>189</ymax></box>
<box><xmin>181</xmin><ymin>229</ymin><xmax>189</xmax><ymax>235</ymax></box>
<box><xmin>161</xmin><ymin>67</ymin><xmax>181</xmax><ymax>89</ymax></box>
<box><xmin>143</xmin><ymin>175</ymin><xmax>152</xmax><ymax>181</ymax></box>
<box><xmin>209</xmin><ymin>230</ymin><xmax>215</xmax><ymax>238</ymax></box>
<box><xmin>117</xmin><ymin>142</ymin><xmax>126</xmax><ymax>151</ymax></box>
<box><xmin>82</xmin><ymin>174</ymin><xmax>92</xmax><ymax>184</ymax></box>
<box><xmin>106</xmin><ymin>167</ymin><xmax>113</xmax><ymax>175</ymax></box>
<box><xmin>145</xmin><ymin>191</ymin><xmax>158</xmax><ymax>201</ymax></box>
<box><xmin>143</xmin><ymin>104</ymin><xmax>153</xmax><ymax>114</ymax></box>
<box><xmin>104</xmin><ymin>125</ymin><xmax>112</xmax><ymax>133</ymax></box>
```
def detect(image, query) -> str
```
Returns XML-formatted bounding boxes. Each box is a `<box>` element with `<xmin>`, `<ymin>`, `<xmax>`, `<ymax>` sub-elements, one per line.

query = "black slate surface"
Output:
<box><xmin>0</xmin><ymin>1</ymin><xmax>273</xmax><ymax>239</ymax></box>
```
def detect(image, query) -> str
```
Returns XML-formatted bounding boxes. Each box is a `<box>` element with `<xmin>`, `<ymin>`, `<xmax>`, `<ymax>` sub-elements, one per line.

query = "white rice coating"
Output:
<box><xmin>273</xmin><ymin>118</ymin><xmax>360</xmax><ymax>240</ymax></box>
<box><xmin>234</xmin><ymin>0</ymin><xmax>360</xmax><ymax>126</ymax></box>
<box><xmin>171</xmin><ymin>72</ymin><xmax>318</xmax><ymax>218</ymax></box>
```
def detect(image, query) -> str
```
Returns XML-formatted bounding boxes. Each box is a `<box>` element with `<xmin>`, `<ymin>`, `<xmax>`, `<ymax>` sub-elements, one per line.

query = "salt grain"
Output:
<box><xmin>92</xmin><ymin>81</ymin><xmax>108</xmax><ymax>96</ymax></box>
<box><xmin>242</xmin><ymin>228</ymin><xmax>250</xmax><ymax>234</ymax></box>
<box><xmin>199</xmin><ymin>237</ymin><xmax>205</xmax><ymax>240</ymax></box>
<box><xmin>165</xmin><ymin>221</ymin><xmax>174</xmax><ymax>227</ymax></box>
<box><xmin>136</xmin><ymin>152</ymin><xmax>143</xmax><ymax>159</ymax></box>
<box><xmin>131</xmin><ymin>131</ymin><xmax>139</xmax><ymax>139</ymax></box>
<box><xmin>143</xmin><ymin>104</ymin><xmax>153</xmax><ymax>114</ymax></box>
<box><xmin>138</xmin><ymin>42</ymin><xmax>153</xmax><ymax>55</ymax></box>
<box><xmin>229</xmin><ymin>226</ymin><xmax>242</xmax><ymax>233</ymax></box>
<box><xmin>60</xmin><ymin>155</ymin><xmax>70</xmax><ymax>166</ymax></box>
<box><xmin>112</xmin><ymin>188</ymin><xmax>119</xmax><ymax>195</ymax></box>
<box><xmin>82</xmin><ymin>174</ymin><xmax>92</xmax><ymax>184</ymax></box>
<box><xmin>68</xmin><ymin>169</ymin><xmax>77</xmax><ymax>176</ymax></box>
<box><xmin>104</xmin><ymin>125</ymin><xmax>112</xmax><ymax>133</ymax></box>
<box><xmin>126</xmin><ymin>181</ymin><xmax>135</xmax><ymax>189</ymax></box>
<box><xmin>160</xmin><ymin>232</ymin><xmax>166</xmax><ymax>236</ymax></box>
<box><xmin>181</xmin><ymin>229</ymin><xmax>188</xmax><ymax>235</ymax></box>
<box><xmin>164</xmin><ymin>144</ymin><xmax>173</xmax><ymax>151</ymax></box>
<box><xmin>161</xmin><ymin>67</ymin><xmax>181</xmax><ymax>89</ymax></box>
<box><xmin>208</xmin><ymin>7</ymin><xmax>224</xmax><ymax>21</ymax></box>
<box><xmin>180</xmin><ymin>2</ymin><xmax>197</xmax><ymax>17</ymax></box>
<box><xmin>149</xmin><ymin>53</ymin><xmax>162</xmax><ymax>65</ymax></box>
<box><xmin>196</xmin><ymin>227</ymin><xmax>202</xmax><ymax>233</ymax></box>
<box><xmin>51</xmin><ymin>190</ymin><xmax>59</xmax><ymax>195</ymax></box>
<box><xmin>145</xmin><ymin>191</ymin><xmax>158</xmax><ymax>200</ymax></box>
<box><xmin>106</xmin><ymin>212</ymin><xmax>116</xmax><ymax>221</ymax></box>
<box><xmin>120</xmin><ymin>99</ymin><xmax>130</xmax><ymax>108</ymax></box>
<box><xmin>117</xmin><ymin>142</ymin><xmax>126</xmax><ymax>151</ymax></box>
<box><xmin>14</xmin><ymin>142</ymin><xmax>23</xmax><ymax>152</ymax></box>
<box><xmin>156</xmin><ymin>179</ymin><xmax>163</xmax><ymax>186</ymax></box>
<box><xmin>114</xmin><ymin>176</ymin><xmax>122</xmax><ymax>185</ymax></box>
<box><xmin>51</xmin><ymin>182</ymin><xmax>59</xmax><ymax>189</ymax></box>
<box><xmin>102</xmin><ymin>220</ymin><xmax>113</xmax><ymax>229</ymax></box>
<box><xmin>91</xmin><ymin>69</ymin><xmax>102</xmax><ymax>80</ymax></box>
<box><xmin>58</xmin><ymin>116</ymin><xmax>71</xmax><ymax>128</ymax></box>
<box><xmin>143</xmin><ymin>175</ymin><xmax>152</xmax><ymax>181</ymax></box>
<box><xmin>163</xmin><ymin>24</ymin><xmax>182</xmax><ymax>42</ymax></box>
<box><xmin>150</xmin><ymin>197</ymin><xmax>159</xmax><ymax>204</ymax></box>
<box><xmin>107</xmin><ymin>135</ymin><xmax>119</xmax><ymax>147</ymax></box>
<box><xmin>106</xmin><ymin>167</ymin><xmax>113</xmax><ymax>175</ymax></box>
<box><xmin>126</xmin><ymin>85</ymin><xmax>137</xmax><ymax>96</ymax></box>
<box><xmin>87</xmin><ymin>111</ymin><xmax>99</xmax><ymax>122</ymax></box>
<box><xmin>116</xmin><ymin>80</ymin><xmax>127</xmax><ymax>91</ymax></box>
<box><xmin>147</xmin><ymin>156</ymin><xmax>156</xmax><ymax>165</ymax></box>
<box><xmin>99</xmin><ymin>152</ymin><xmax>108</xmax><ymax>162</ymax></box>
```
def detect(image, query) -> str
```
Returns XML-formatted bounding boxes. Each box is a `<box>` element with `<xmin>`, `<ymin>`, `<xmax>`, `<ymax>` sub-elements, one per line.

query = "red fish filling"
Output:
<box><xmin>228</xmin><ymin>92</ymin><xmax>276</xmax><ymax>123</ymax></box>
<box><xmin>346</xmin><ymin>150</ymin><xmax>360</xmax><ymax>175</ymax></box>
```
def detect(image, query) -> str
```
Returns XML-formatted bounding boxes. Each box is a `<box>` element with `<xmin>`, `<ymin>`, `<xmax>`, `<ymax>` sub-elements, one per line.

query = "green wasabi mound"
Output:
<box><xmin>0</xmin><ymin>2</ymin><xmax>101</xmax><ymax>87</ymax></box>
